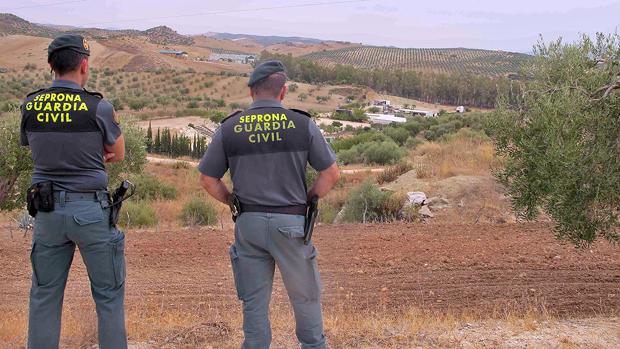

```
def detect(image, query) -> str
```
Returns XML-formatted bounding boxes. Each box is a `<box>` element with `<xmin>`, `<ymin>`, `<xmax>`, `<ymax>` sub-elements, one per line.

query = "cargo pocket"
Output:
<box><xmin>229</xmin><ymin>245</ymin><xmax>244</xmax><ymax>300</ymax></box>
<box><xmin>73</xmin><ymin>206</ymin><xmax>104</xmax><ymax>226</ymax></box>
<box><xmin>307</xmin><ymin>246</ymin><xmax>322</xmax><ymax>301</ymax></box>
<box><xmin>278</xmin><ymin>225</ymin><xmax>305</xmax><ymax>239</ymax></box>
<box><xmin>30</xmin><ymin>243</ymin><xmax>42</xmax><ymax>286</ymax></box>
<box><xmin>109</xmin><ymin>232</ymin><xmax>126</xmax><ymax>288</ymax></box>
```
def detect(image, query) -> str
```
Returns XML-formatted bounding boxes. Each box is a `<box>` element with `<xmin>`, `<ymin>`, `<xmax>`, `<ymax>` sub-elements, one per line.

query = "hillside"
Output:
<box><xmin>0</xmin><ymin>13</ymin><xmax>57</xmax><ymax>37</ymax></box>
<box><xmin>303</xmin><ymin>46</ymin><xmax>530</xmax><ymax>76</ymax></box>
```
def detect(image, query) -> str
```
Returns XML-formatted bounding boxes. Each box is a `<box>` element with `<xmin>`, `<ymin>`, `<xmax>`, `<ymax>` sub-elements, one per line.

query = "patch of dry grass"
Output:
<box><xmin>412</xmin><ymin>130</ymin><xmax>501</xmax><ymax>179</ymax></box>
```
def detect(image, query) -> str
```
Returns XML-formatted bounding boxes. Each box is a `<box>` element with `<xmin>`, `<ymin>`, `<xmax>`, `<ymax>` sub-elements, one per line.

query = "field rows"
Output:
<box><xmin>304</xmin><ymin>47</ymin><xmax>530</xmax><ymax>75</ymax></box>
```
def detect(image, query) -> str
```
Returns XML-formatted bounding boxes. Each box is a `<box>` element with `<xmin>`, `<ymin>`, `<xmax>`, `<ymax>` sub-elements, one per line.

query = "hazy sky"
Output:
<box><xmin>2</xmin><ymin>0</ymin><xmax>619</xmax><ymax>52</ymax></box>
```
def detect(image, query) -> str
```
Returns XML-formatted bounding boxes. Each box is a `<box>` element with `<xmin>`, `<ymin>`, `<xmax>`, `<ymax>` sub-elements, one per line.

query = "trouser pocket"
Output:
<box><xmin>229</xmin><ymin>245</ymin><xmax>244</xmax><ymax>300</ymax></box>
<box><xmin>110</xmin><ymin>232</ymin><xmax>126</xmax><ymax>288</ymax></box>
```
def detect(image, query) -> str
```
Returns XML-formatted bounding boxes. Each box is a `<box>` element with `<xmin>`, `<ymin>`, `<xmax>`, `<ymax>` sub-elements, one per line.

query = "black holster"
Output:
<box><xmin>229</xmin><ymin>193</ymin><xmax>241</xmax><ymax>222</ymax></box>
<box><xmin>26</xmin><ymin>181</ymin><xmax>55</xmax><ymax>218</ymax></box>
<box><xmin>110</xmin><ymin>180</ymin><xmax>131</xmax><ymax>226</ymax></box>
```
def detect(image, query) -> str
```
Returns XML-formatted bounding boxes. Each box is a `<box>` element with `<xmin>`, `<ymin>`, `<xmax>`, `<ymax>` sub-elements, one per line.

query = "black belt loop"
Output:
<box><xmin>59</xmin><ymin>191</ymin><xmax>66</xmax><ymax>207</ymax></box>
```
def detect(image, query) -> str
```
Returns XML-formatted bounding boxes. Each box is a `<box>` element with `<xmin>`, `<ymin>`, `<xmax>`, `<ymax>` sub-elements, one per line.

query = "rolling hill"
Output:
<box><xmin>303</xmin><ymin>46</ymin><xmax>530</xmax><ymax>76</ymax></box>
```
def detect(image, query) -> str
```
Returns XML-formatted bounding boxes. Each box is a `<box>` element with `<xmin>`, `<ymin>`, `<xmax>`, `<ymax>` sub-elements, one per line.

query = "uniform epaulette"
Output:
<box><xmin>26</xmin><ymin>88</ymin><xmax>46</xmax><ymax>97</ymax></box>
<box><xmin>220</xmin><ymin>110</ymin><xmax>243</xmax><ymax>124</ymax></box>
<box><xmin>83</xmin><ymin>88</ymin><xmax>103</xmax><ymax>99</ymax></box>
<box><xmin>290</xmin><ymin>108</ymin><xmax>312</xmax><ymax>118</ymax></box>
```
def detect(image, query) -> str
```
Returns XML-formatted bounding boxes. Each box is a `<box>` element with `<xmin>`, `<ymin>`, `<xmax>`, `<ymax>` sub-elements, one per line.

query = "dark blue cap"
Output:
<box><xmin>248</xmin><ymin>60</ymin><xmax>286</xmax><ymax>87</ymax></box>
<box><xmin>48</xmin><ymin>34</ymin><xmax>91</xmax><ymax>61</ymax></box>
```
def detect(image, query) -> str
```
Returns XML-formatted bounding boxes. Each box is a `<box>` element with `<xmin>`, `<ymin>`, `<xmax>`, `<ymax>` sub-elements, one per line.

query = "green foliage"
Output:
<box><xmin>129</xmin><ymin>174</ymin><xmax>178</xmax><ymax>201</ymax></box>
<box><xmin>383</xmin><ymin>126</ymin><xmax>410</xmax><ymax>145</ymax></box>
<box><xmin>180</xmin><ymin>196</ymin><xmax>218</xmax><ymax>226</ymax></box>
<box><xmin>342</xmin><ymin>181</ymin><xmax>404</xmax><ymax>223</ymax></box>
<box><xmin>490</xmin><ymin>33</ymin><xmax>620</xmax><ymax>245</ymax></box>
<box><xmin>0</xmin><ymin>113</ymin><xmax>33</xmax><ymax>210</ymax></box>
<box><xmin>289</xmin><ymin>82</ymin><xmax>299</xmax><ymax>92</ymax></box>
<box><xmin>107</xmin><ymin>121</ymin><xmax>148</xmax><ymax>187</ymax></box>
<box><xmin>118</xmin><ymin>201</ymin><xmax>158</xmax><ymax>228</ymax></box>
<box><xmin>339</xmin><ymin>140</ymin><xmax>406</xmax><ymax>165</ymax></box>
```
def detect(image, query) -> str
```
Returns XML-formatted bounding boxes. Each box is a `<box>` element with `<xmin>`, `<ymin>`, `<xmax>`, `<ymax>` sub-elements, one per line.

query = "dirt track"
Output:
<box><xmin>1</xmin><ymin>222</ymin><xmax>619</xmax><ymax>317</ymax></box>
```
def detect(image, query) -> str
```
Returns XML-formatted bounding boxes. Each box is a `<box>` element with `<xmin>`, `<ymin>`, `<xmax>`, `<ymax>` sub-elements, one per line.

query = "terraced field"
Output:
<box><xmin>303</xmin><ymin>46</ymin><xmax>530</xmax><ymax>76</ymax></box>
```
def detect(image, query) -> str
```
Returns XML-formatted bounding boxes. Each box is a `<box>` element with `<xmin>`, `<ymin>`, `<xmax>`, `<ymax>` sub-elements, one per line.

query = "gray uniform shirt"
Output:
<box><xmin>20</xmin><ymin>80</ymin><xmax>121</xmax><ymax>192</ymax></box>
<box><xmin>199</xmin><ymin>99</ymin><xmax>336</xmax><ymax>206</ymax></box>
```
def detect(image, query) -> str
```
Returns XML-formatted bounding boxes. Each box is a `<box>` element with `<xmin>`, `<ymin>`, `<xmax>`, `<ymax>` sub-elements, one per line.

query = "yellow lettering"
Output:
<box><xmin>234</xmin><ymin>125</ymin><xmax>242</xmax><ymax>133</ymax></box>
<box><xmin>281</xmin><ymin>113</ymin><xmax>288</xmax><ymax>121</ymax></box>
<box><xmin>248</xmin><ymin>134</ymin><xmax>256</xmax><ymax>143</ymax></box>
<box><xmin>255</xmin><ymin>123</ymin><xmax>263</xmax><ymax>132</ymax></box>
<box><xmin>78</xmin><ymin>102</ymin><xmax>88</xmax><ymax>111</ymax></box>
<box><xmin>73</xmin><ymin>95</ymin><xmax>81</xmax><ymax>102</ymax></box>
<box><xmin>263</xmin><ymin>123</ymin><xmax>271</xmax><ymax>131</ymax></box>
<box><xmin>257</xmin><ymin>114</ymin><xmax>263</xmax><ymax>123</ymax></box>
<box><xmin>54</xmin><ymin>103</ymin><xmax>61</xmax><ymax>112</ymax></box>
<box><xmin>26</xmin><ymin>102</ymin><xmax>32</xmax><ymax>111</ymax></box>
<box><xmin>37</xmin><ymin>113</ymin><xmax>44</xmax><ymax>122</ymax></box>
<box><xmin>287</xmin><ymin>120</ymin><xmax>296</xmax><ymax>129</ymax></box>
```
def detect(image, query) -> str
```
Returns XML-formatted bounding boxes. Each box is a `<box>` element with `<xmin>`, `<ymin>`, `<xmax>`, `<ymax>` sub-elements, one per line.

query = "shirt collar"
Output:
<box><xmin>249</xmin><ymin>99</ymin><xmax>283</xmax><ymax>109</ymax></box>
<box><xmin>51</xmin><ymin>79</ymin><xmax>82</xmax><ymax>90</ymax></box>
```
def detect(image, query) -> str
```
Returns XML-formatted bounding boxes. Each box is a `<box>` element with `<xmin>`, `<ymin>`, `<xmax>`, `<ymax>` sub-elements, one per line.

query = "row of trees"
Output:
<box><xmin>257</xmin><ymin>51</ymin><xmax>520</xmax><ymax>108</ymax></box>
<box><xmin>146</xmin><ymin>122</ymin><xmax>207</xmax><ymax>159</ymax></box>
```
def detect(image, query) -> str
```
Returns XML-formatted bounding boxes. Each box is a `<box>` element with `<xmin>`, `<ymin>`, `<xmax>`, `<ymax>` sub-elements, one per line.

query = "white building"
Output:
<box><xmin>209</xmin><ymin>53</ymin><xmax>257</xmax><ymax>64</ymax></box>
<box><xmin>399</xmin><ymin>108</ymin><xmax>438</xmax><ymax>117</ymax></box>
<box><xmin>367</xmin><ymin>113</ymin><xmax>407</xmax><ymax>125</ymax></box>
<box><xmin>456</xmin><ymin>106</ymin><xmax>465</xmax><ymax>113</ymax></box>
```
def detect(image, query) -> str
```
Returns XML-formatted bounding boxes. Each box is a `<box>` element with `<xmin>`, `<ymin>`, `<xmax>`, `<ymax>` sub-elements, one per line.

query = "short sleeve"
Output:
<box><xmin>20</xmin><ymin>103</ymin><xmax>29</xmax><ymax>146</ymax></box>
<box><xmin>308</xmin><ymin>119</ymin><xmax>337</xmax><ymax>171</ymax></box>
<box><xmin>96</xmin><ymin>99</ymin><xmax>122</xmax><ymax>146</ymax></box>
<box><xmin>198</xmin><ymin>128</ymin><xmax>229</xmax><ymax>178</ymax></box>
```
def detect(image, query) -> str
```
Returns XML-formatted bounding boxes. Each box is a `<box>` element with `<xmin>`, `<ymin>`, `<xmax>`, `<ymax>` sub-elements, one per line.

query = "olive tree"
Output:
<box><xmin>490</xmin><ymin>33</ymin><xmax>620</xmax><ymax>246</ymax></box>
<box><xmin>0</xmin><ymin>113</ymin><xmax>147</xmax><ymax>210</ymax></box>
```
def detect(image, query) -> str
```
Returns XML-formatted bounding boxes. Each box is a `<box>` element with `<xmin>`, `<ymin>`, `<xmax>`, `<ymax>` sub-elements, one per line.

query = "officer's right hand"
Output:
<box><xmin>104</xmin><ymin>152</ymin><xmax>116</xmax><ymax>163</ymax></box>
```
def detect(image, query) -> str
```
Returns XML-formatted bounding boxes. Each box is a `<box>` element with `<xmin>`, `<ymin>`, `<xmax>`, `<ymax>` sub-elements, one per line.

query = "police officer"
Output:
<box><xmin>20</xmin><ymin>34</ymin><xmax>127</xmax><ymax>349</ymax></box>
<box><xmin>199</xmin><ymin>60</ymin><xmax>340</xmax><ymax>349</ymax></box>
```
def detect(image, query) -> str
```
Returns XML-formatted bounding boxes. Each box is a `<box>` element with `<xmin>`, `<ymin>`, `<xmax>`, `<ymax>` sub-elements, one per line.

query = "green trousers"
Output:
<box><xmin>231</xmin><ymin>212</ymin><xmax>326</xmax><ymax>349</ymax></box>
<box><xmin>28</xmin><ymin>192</ymin><xmax>127</xmax><ymax>349</ymax></box>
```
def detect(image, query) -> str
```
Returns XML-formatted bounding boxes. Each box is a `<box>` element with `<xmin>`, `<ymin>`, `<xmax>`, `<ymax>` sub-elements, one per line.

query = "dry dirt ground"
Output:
<box><xmin>1</xmin><ymin>222</ymin><xmax>619</xmax><ymax>348</ymax></box>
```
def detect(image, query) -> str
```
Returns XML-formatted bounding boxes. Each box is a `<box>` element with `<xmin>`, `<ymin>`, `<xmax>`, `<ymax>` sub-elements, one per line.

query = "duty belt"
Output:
<box><xmin>240</xmin><ymin>203</ymin><xmax>307</xmax><ymax>216</ymax></box>
<box><xmin>52</xmin><ymin>191</ymin><xmax>109</xmax><ymax>202</ymax></box>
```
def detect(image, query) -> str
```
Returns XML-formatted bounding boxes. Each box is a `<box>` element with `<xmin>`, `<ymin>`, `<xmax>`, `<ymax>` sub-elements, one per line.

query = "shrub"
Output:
<box><xmin>405</xmin><ymin>137</ymin><xmax>424</xmax><ymax>149</ymax></box>
<box><xmin>118</xmin><ymin>201</ymin><xmax>158</xmax><ymax>228</ymax></box>
<box><xmin>342</xmin><ymin>181</ymin><xmax>404</xmax><ymax>223</ymax></box>
<box><xmin>130</xmin><ymin>174</ymin><xmax>178</xmax><ymax>201</ymax></box>
<box><xmin>377</xmin><ymin>162</ymin><xmax>413</xmax><ymax>184</ymax></box>
<box><xmin>180</xmin><ymin>196</ymin><xmax>218</xmax><ymax>226</ymax></box>
<box><xmin>288</xmin><ymin>83</ymin><xmax>298</xmax><ymax>92</ymax></box>
<box><xmin>318</xmin><ymin>201</ymin><xmax>338</xmax><ymax>224</ymax></box>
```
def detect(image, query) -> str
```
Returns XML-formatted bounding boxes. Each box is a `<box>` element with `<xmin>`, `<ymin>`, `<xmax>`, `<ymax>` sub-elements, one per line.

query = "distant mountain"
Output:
<box><xmin>145</xmin><ymin>26</ymin><xmax>194</xmax><ymax>46</ymax></box>
<box><xmin>206</xmin><ymin>32</ymin><xmax>328</xmax><ymax>46</ymax></box>
<box><xmin>0</xmin><ymin>13</ymin><xmax>194</xmax><ymax>46</ymax></box>
<box><xmin>0</xmin><ymin>13</ymin><xmax>58</xmax><ymax>37</ymax></box>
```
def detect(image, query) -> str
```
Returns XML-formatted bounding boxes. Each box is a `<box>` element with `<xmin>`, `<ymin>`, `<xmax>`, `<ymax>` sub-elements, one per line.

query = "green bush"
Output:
<box><xmin>318</xmin><ymin>201</ymin><xmax>338</xmax><ymax>224</ymax></box>
<box><xmin>130</xmin><ymin>174</ymin><xmax>178</xmax><ymax>201</ymax></box>
<box><xmin>383</xmin><ymin>126</ymin><xmax>409</xmax><ymax>145</ymax></box>
<box><xmin>118</xmin><ymin>201</ymin><xmax>158</xmax><ymax>228</ymax></box>
<box><xmin>180</xmin><ymin>196</ymin><xmax>218</xmax><ymax>226</ymax></box>
<box><xmin>342</xmin><ymin>181</ymin><xmax>404</xmax><ymax>223</ymax></box>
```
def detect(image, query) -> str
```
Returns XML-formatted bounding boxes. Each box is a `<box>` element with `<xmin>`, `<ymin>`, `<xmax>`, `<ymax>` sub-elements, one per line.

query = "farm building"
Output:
<box><xmin>209</xmin><ymin>53</ymin><xmax>257</xmax><ymax>64</ymax></box>
<box><xmin>373</xmin><ymin>99</ymin><xmax>391</xmax><ymax>106</ymax></box>
<box><xmin>159</xmin><ymin>50</ymin><xmax>188</xmax><ymax>58</ymax></box>
<box><xmin>399</xmin><ymin>108</ymin><xmax>438</xmax><ymax>117</ymax></box>
<box><xmin>456</xmin><ymin>106</ymin><xmax>465</xmax><ymax>113</ymax></box>
<box><xmin>367</xmin><ymin>113</ymin><xmax>407</xmax><ymax>125</ymax></box>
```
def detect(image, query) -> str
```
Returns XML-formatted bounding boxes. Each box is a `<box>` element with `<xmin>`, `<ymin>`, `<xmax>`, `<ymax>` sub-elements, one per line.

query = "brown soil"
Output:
<box><xmin>1</xmin><ymin>222</ymin><xmax>618</xmax><ymax>317</ymax></box>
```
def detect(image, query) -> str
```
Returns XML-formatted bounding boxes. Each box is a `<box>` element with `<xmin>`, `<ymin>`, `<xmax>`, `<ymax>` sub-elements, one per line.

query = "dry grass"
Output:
<box><xmin>412</xmin><ymin>130</ymin><xmax>501</xmax><ymax>180</ymax></box>
<box><xmin>6</xmin><ymin>297</ymin><xmax>611</xmax><ymax>349</ymax></box>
